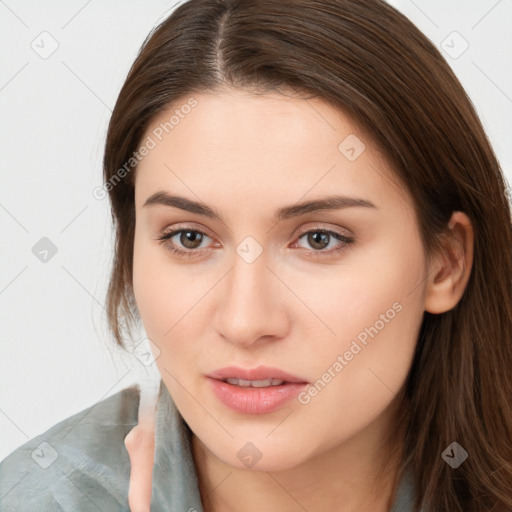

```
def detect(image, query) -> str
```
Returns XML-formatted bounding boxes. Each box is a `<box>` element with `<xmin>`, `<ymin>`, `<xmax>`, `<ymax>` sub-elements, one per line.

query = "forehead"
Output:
<box><xmin>140</xmin><ymin>88</ymin><xmax>360</xmax><ymax>156</ymax></box>
<box><xmin>133</xmin><ymin>89</ymin><xmax>408</xmax><ymax>216</ymax></box>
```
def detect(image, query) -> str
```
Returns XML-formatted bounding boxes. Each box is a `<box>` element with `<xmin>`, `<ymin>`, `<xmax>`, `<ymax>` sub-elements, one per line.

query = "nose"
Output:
<box><xmin>213</xmin><ymin>249</ymin><xmax>290</xmax><ymax>348</ymax></box>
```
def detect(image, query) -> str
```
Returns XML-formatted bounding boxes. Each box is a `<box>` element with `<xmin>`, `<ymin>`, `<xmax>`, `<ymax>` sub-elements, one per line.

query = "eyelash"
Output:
<box><xmin>156</xmin><ymin>224</ymin><xmax>355</xmax><ymax>259</ymax></box>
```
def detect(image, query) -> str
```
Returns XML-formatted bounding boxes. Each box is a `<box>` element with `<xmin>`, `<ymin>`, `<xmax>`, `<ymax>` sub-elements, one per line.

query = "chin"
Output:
<box><xmin>204</xmin><ymin>436</ymin><xmax>315</xmax><ymax>473</ymax></box>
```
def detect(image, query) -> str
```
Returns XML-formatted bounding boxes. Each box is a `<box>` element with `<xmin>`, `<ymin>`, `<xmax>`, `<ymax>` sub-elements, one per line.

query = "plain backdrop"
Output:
<box><xmin>1</xmin><ymin>0</ymin><xmax>511</xmax><ymax>462</ymax></box>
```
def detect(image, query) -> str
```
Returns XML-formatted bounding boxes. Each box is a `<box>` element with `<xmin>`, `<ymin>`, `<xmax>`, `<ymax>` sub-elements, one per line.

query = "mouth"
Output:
<box><xmin>206</xmin><ymin>366</ymin><xmax>309</xmax><ymax>414</ymax></box>
<box><xmin>222</xmin><ymin>377</ymin><xmax>287</xmax><ymax>387</ymax></box>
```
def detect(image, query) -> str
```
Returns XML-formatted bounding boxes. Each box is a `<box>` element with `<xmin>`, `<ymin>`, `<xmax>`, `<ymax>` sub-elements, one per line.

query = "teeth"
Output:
<box><xmin>225</xmin><ymin>378</ymin><xmax>285</xmax><ymax>387</ymax></box>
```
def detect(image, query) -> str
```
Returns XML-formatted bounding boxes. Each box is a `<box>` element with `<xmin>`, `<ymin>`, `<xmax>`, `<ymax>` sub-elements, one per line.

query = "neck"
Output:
<box><xmin>191</xmin><ymin>400</ymin><xmax>405</xmax><ymax>512</ymax></box>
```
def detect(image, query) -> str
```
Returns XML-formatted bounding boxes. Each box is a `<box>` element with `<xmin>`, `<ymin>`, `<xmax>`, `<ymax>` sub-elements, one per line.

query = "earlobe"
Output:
<box><xmin>424</xmin><ymin>211</ymin><xmax>474</xmax><ymax>314</ymax></box>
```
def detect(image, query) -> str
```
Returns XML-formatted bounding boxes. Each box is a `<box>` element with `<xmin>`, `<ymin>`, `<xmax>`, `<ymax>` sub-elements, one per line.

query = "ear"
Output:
<box><xmin>424</xmin><ymin>211</ymin><xmax>474</xmax><ymax>314</ymax></box>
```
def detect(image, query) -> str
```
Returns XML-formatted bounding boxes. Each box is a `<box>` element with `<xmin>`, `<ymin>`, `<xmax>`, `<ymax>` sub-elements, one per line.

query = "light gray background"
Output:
<box><xmin>1</xmin><ymin>0</ymin><xmax>511</xmax><ymax>462</ymax></box>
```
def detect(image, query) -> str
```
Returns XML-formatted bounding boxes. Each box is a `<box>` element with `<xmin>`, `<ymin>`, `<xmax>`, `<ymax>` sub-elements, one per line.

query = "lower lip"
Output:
<box><xmin>207</xmin><ymin>378</ymin><xmax>308</xmax><ymax>415</ymax></box>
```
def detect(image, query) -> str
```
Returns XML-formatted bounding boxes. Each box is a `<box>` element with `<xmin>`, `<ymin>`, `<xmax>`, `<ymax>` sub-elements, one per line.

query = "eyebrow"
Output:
<box><xmin>142</xmin><ymin>191</ymin><xmax>377</xmax><ymax>223</ymax></box>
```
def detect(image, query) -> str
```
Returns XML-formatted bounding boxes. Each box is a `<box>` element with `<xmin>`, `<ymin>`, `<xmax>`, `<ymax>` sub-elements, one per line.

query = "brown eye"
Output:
<box><xmin>306</xmin><ymin>231</ymin><xmax>331</xmax><ymax>250</ymax></box>
<box><xmin>179</xmin><ymin>230</ymin><xmax>204</xmax><ymax>249</ymax></box>
<box><xmin>295</xmin><ymin>229</ymin><xmax>354</xmax><ymax>255</ymax></box>
<box><xmin>157</xmin><ymin>228</ymin><xmax>212</xmax><ymax>257</ymax></box>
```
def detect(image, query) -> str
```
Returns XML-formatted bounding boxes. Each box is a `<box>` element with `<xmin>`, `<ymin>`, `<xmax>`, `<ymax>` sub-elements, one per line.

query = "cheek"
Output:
<box><xmin>133</xmin><ymin>239</ymin><xmax>167</xmax><ymax>331</ymax></box>
<box><xmin>132</xmin><ymin>237</ymin><xmax>211</xmax><ymax>369</ymax></box>
<box><xmin>292</xmin><ymin>277</ymin><xmax>423</xmax><ymax>450</ymax></box>
<box><xmin>295</xmin><ymin>232</ymin><xmax>426</xmax><ymax>404</ymax></box>
<box><xmin>133</xmin><ymin>236</ymin><xmax>189</xmax><ymax>328</ymax></box>
<box><xmin>132</xmin><ymin>237</ymin><xmax>191</xmax><ymax>353</ymax></box>
<box><xmin>298</xmin><ymin>277</ymin><xmax>422</xmax><ymax>394</ymax></box>
<box><xmin>293</xmin><ymin>227</ymin><xmax>425</xmax><ymax>354</ymax></box>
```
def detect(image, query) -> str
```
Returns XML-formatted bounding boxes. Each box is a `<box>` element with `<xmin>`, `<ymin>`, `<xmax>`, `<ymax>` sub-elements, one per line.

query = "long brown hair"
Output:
<box><xmin>102</xmin><ymin>0</ymin><xmax>512</xmax><ymax>510</ymax></box>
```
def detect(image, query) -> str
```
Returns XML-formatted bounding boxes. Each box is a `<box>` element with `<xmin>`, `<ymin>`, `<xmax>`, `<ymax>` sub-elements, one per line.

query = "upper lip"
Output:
<box><xmin>207</xmin><ymin>365</ymin><xmax>309</xmax><ymax>383</ymax></box>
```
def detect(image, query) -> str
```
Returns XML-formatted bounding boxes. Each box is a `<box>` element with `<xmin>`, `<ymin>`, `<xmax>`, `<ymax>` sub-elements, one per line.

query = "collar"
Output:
<box><xmin>150</xmin><ymin>380</ymin><xmax>204</xmax><ymax>511</ymax></box>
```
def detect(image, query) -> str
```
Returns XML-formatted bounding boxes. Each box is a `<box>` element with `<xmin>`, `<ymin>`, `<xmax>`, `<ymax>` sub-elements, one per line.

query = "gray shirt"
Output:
<box><xmin>0</xmin><ymin>381</ymin><xmax>417</xmax><ymax>511</ymax></box>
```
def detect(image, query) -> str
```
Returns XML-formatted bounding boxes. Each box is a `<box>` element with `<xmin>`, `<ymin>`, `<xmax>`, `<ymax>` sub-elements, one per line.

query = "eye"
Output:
<box><xmin>156</xmin><ymin>227</ymin><xmax>215</xmax><ymax>258</ymax></box>
<box><xmin>292</xmin><ymin>227</ymin><xmax>354</xmax><ymax>257</ymax></box>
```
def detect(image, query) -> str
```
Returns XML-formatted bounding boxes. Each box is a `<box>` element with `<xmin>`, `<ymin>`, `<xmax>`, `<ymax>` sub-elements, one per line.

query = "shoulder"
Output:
<box><xmin>0</xmin><ymin>385</ymin><xmax>140</xmax><ymax>512</ymax></box>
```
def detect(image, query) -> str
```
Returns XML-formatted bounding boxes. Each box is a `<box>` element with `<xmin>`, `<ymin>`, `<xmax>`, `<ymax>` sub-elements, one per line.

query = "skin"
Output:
<box><xmin>125</xmin><ymin>405</ymin><xmax>155</xmax><ymax>512</ymax></box>
<box><xmin>127</xmin><ymin>87</ymin><xmax>474</xmax><ymax>512</ymax></box>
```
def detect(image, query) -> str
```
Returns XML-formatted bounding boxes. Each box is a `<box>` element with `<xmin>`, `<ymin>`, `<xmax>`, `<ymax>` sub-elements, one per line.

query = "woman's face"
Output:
<box><xmin>132</xmin><ymin>88</ymin><xmax>427</xmax><ymax>471</ymax></box>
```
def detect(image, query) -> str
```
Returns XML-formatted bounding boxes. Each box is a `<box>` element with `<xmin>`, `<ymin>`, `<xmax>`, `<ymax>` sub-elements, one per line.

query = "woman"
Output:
<box><xmin>1</xmin><ymin>0</ymin><xmax>511</xmax><ymax>511</ymax></box>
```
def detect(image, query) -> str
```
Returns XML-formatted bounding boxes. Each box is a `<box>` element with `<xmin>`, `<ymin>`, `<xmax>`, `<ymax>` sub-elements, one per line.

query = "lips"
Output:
<box><xmin>206</xmin><ymin>365</ymin><xmax>309</xmax><ymax>415</ymax></box>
